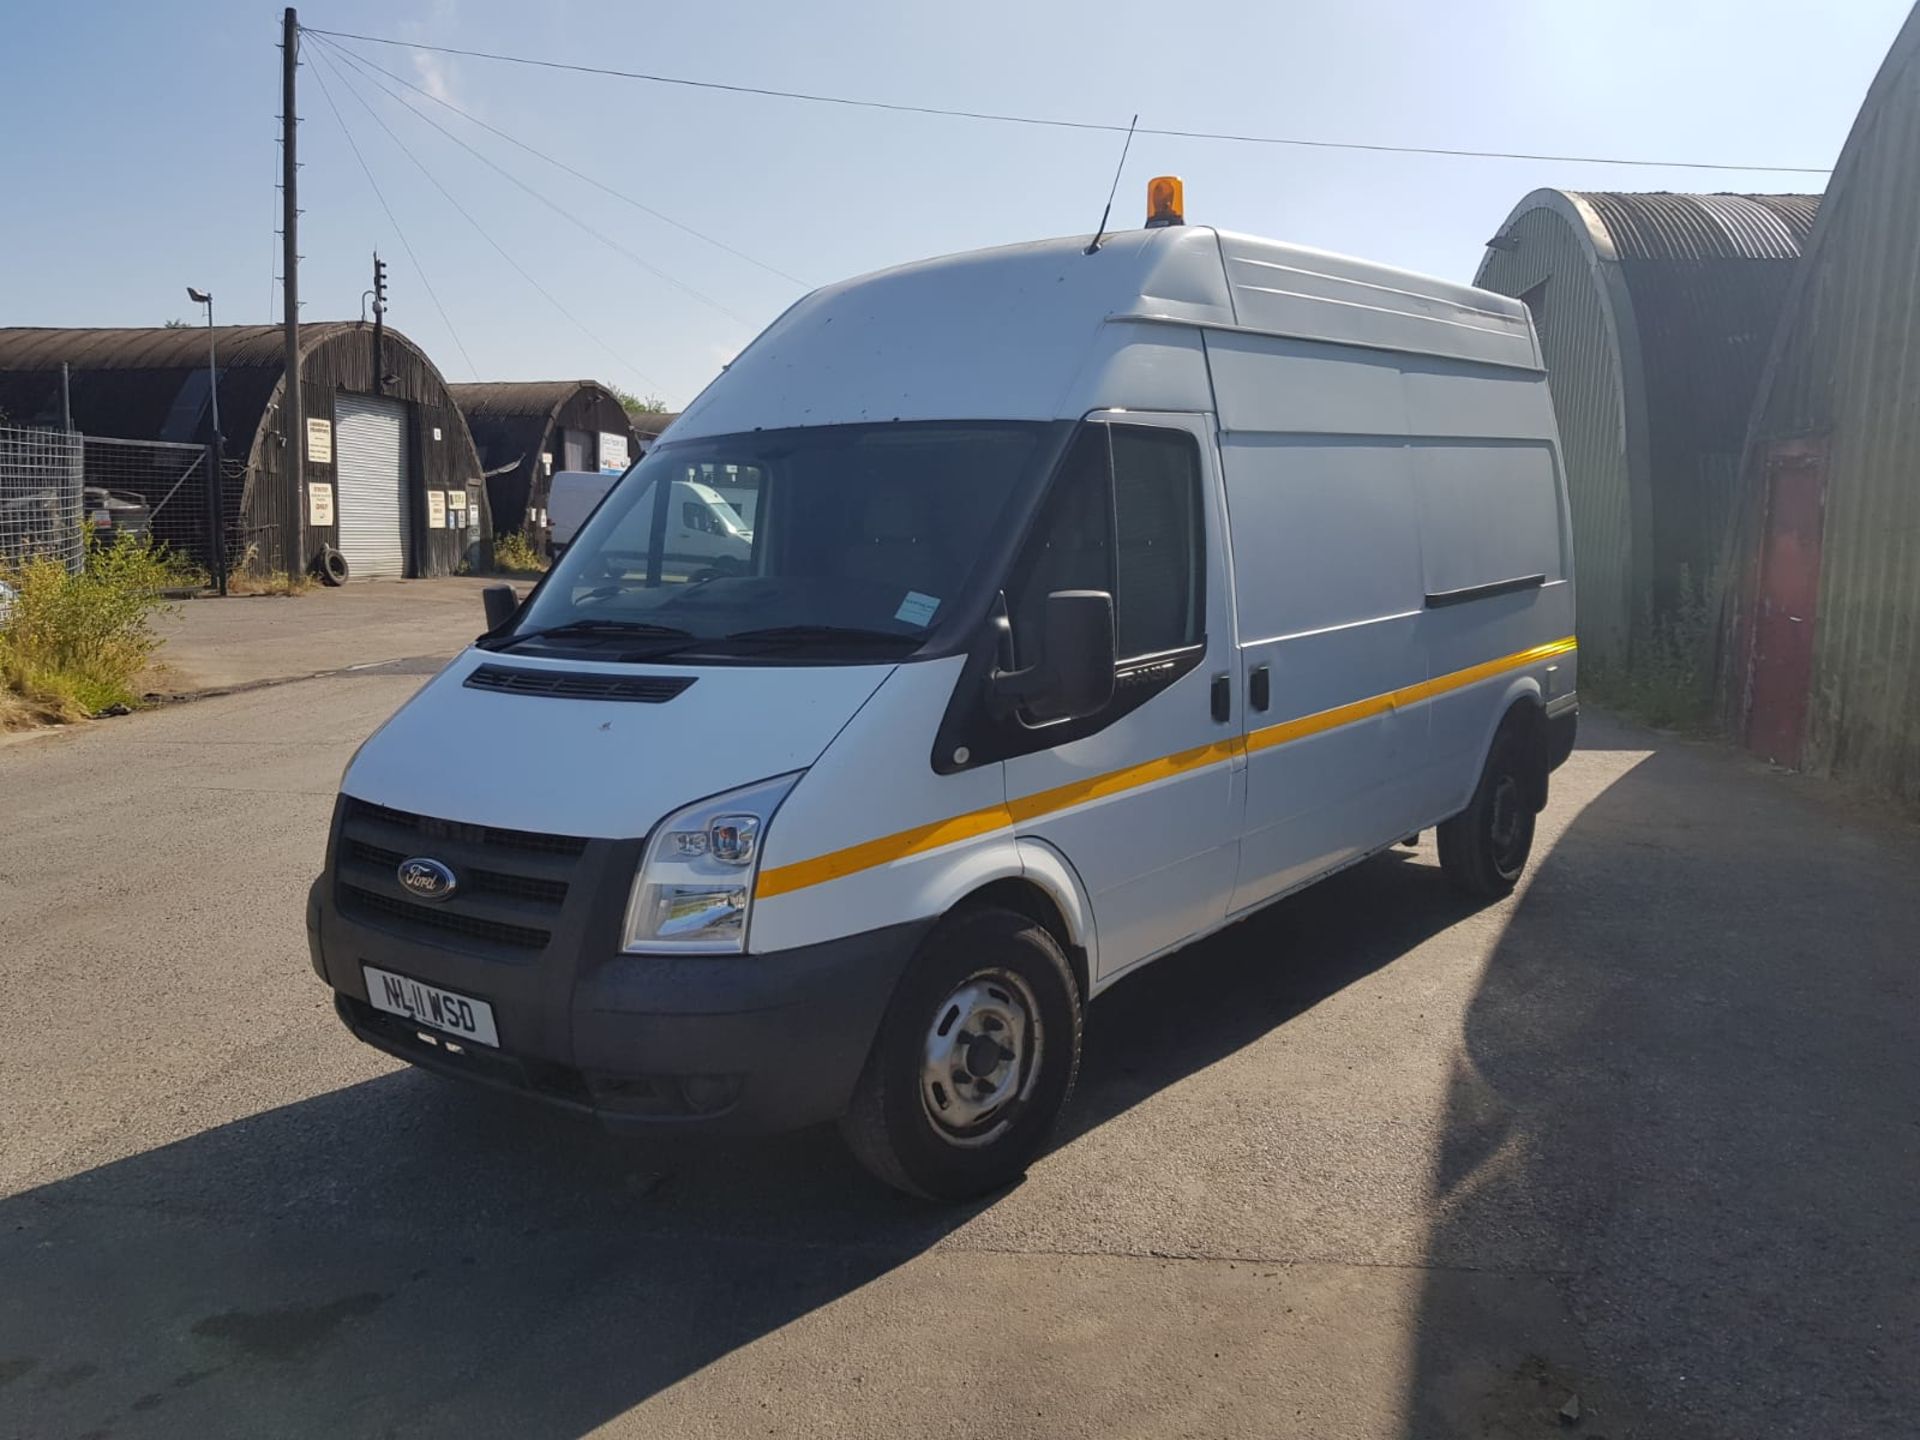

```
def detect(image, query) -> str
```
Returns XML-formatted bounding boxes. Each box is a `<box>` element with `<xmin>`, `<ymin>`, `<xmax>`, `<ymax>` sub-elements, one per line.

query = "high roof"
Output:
<box><xmin>675</xmin><ymin>225</ymin><xmax>1534</xmax><ymax>440</ymax></box>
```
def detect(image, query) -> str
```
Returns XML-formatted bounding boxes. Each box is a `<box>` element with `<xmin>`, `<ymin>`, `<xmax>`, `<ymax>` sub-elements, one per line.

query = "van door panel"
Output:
<box><xmin>1005</xmin><ymin>413</ymin><xmax>1242</xmax><ymax>979</ymax></box>
<box><xmin>1221</xmin><ymin>434</ymin><xmax>1429</xmax><ymax>914</ymax></box>
<box><xmin>1410</xmin><ymin>441</ymin><xmax>1574</xmax><ymax>819</ymax></box>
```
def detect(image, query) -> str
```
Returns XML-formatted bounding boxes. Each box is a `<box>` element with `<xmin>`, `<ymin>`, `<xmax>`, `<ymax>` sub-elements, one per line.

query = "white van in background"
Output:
<box><xmin>547</xmin><ymin>469</ymin><xmax>751</xmax><ymax>575</ymax></box>
<box><xmin>311</xmin><ymin>183</ymin><xmax>1575</xmax><ymax>1201</ymax></box>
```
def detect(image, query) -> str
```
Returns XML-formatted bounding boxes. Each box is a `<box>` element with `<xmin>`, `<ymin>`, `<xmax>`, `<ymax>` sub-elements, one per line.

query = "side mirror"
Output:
<box><xmin>481</xmin><ymin>583</ymin><xmax>519</xmax><ymax>632</ymax></box>
<box><xmin>991</xmin><ymin>590</ymin><xmax>1116</xmax><ymax>723</ymax></box>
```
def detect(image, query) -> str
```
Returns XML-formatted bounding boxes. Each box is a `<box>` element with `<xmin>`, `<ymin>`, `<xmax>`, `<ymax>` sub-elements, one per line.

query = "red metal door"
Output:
<box><xmin>1745</xmin><ymin>437</ymin><xmax>1828</xmax><ymax>767</ymax></box>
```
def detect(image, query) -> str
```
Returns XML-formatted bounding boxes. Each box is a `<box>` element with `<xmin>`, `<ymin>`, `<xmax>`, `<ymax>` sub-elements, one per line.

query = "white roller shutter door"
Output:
<box><xmin>334</xmin><ymin>394</ymin><xmax>410</xmax><ymax>579</ymax></box>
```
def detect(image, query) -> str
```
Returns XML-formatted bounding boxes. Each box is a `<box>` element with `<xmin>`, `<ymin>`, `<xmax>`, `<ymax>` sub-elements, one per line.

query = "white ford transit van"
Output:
<box><xmin>311</xmin><ymin>195</ymin><xmax>1576</xmax><ymax>1200</ymax></box>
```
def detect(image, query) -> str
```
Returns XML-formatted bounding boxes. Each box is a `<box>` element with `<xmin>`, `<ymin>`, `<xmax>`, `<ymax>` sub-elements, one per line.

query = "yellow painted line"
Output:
<box><xmin>755</xmin><ymin>635</ymin><xmax>1575</xmax><ymax>899</ymax></box>
<box><xmin>1005</xmin><ymin>735</ymin><xmax>1243</xmax><ymax>824</ymax></box>
<box><xmin>1246</xmin><ymin>634</ymin><xmax>1577</xmax><ymax>753</ymax></box>
<box><xmin>755</xmin><ymin>801</ymin><xmax>1013</xmax><ymax>899</ymax></box>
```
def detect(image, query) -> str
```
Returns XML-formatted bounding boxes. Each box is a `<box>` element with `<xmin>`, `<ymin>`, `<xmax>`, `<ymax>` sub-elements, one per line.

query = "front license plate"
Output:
<box><xmin>363</xmin><ymin>965</ymin><xmax>499</xmax><ymax>1048</ymax></box>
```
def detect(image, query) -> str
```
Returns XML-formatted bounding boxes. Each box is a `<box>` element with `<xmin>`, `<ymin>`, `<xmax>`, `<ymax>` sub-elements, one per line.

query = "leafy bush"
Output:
<box><xmin>1587</xmin><ymin>564</ymin><xmax>1719</xmax><ymax>731</ymax></box>
<box><xmin>491</xmin><ymin>528</ymin><xmax>548</xmax><ymax>576</ymax></box>
<box><xmin>0</xmin><ymin>532</ymin><xmax>194</xmax><ymax>721</ymax></box>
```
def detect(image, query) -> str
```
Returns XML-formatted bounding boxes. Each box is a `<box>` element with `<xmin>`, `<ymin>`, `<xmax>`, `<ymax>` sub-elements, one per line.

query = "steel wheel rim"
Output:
<box><xmin>1490</xmin><ymin>773</ymin><xmax>1530</xmax><ymax>876</ymax></box>
<box><xmin>919</xmin><ymin>968</ymin><xmax>1042</xmax><ymax>1148</ymax></box>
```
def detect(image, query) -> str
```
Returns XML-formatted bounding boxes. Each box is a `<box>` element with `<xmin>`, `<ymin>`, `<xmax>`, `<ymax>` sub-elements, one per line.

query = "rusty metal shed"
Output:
<box><xmin>0</xmin><ymin>322</ymin><xmax>490</xmax><ymax>579</ymax></box>
<box><xmin>1476</xmin><ymin>190</ymin><xmax>1818</xmax><ymax>669</ymax></box>
<box><xmin>1725</xmin><ymin>3</ymin><xmax>1920</xmax><ymax>800</ymax></box>
<box><xmin>449</xmin><ymin>381</ymin><xmax>638</xmax><ymax>539</ymax></box>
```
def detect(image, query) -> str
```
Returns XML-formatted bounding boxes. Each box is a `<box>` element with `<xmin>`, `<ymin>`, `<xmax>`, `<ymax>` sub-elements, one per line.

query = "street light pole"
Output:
<box><xmin>187</xmin><ymin>287</ymin><xmax>229</xmax><ymax>594</ymax></box>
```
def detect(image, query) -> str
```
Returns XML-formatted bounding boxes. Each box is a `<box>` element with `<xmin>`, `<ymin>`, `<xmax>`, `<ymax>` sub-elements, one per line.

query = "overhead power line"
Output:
<box><xmin>303</xmin><ymin>25</ymin><xmax>1833</xmax><ymax>176</ymax></box>
<box><xmin>310</xmin><ymin>45</ymin><xmax>663</xmax><ymax>392</ymax></box>
<box><xmin>311</xmin><ymin>33</ymin><xmax>807</xmax><ymax>288</ymax></box>
<box><xmin>314</xmin><ymin>36</ymin><xmax>756</xmax><ymax>325</ymax></box>
<box><xmin>305</xmin><ymin>44</ymin><xmax>479</xmax><ymax>377</ymax></box>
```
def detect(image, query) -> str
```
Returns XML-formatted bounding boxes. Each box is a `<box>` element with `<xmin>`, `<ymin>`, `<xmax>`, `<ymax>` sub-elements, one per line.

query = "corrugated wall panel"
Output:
<box><xmin>1740</xmin><ymin>5</ymin><xmax>1920</xmax><ymax>801</ymax></box>
<box><xmin>1477</xmin><ymin>206</ymin><xmax>1636</xmax><ymax>666</ymax></box>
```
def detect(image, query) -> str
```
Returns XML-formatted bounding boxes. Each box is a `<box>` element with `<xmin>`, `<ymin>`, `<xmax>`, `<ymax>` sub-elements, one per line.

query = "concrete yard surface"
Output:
<box><xmin>144</xmin><ymin>576</ymin><xmax>505</xmax><ymax>694</ymax></box>
<box><xmin>1</xmin><ymin>672</ymin><xmax>1916</xmax><ymax>1438</ymax></box>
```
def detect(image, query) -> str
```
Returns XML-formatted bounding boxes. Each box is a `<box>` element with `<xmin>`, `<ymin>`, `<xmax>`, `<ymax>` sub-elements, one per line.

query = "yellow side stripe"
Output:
<box><xmin>754</xmin><ymin>635</ymin><xmax>1575</xmax><ymax>900</ymax></box>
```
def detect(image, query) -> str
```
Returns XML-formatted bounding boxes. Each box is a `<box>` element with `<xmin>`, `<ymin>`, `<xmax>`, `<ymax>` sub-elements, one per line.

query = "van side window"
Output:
<box><xmin>1111</xmin><ymin>427</ymin><xmax>1203</xmax><ymax>658</ymax></box>
<box><xmin>1008</xmin><ymin>422</ymin><xmax>1205</xmax><ymax>671</ymax></box>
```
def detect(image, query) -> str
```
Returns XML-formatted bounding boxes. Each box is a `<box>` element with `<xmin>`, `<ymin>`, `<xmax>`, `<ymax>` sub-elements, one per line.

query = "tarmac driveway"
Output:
<box><xmin>0</xmin><ymin>678</ymin><xmax>1915</xmax><ymax>1439</ymax></box>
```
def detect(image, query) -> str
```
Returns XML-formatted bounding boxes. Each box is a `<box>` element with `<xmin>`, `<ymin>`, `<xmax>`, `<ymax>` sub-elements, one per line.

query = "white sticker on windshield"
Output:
<box><xmin>895</xmin><ymin>591</ymin><xmax>941</xmax><ymax>628</ymax></box>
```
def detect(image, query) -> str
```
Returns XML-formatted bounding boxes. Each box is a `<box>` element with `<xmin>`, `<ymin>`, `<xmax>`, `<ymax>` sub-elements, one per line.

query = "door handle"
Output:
<box><xmin>1250</xmin><ymin>663</ymin><xmax>1271</xmax><ymax>713</ymax></box>
<box><xmin>1211</xmin><ymin>673</ymin><xmax>1231</xmax><ymax>723</ymax></box>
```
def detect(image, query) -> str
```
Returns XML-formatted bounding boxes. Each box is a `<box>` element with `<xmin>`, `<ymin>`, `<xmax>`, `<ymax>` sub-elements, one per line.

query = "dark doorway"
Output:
<box><xmin>1745</xmin><ymin>435</ymin><xmax>1828</xmax><ymax>767</ymax></box>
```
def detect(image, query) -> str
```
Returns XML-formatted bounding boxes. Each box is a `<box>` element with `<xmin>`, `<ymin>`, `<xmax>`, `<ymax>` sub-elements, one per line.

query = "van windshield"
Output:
<box><xmin>502</xmin><ymin>422</ymin><xmax>1056</xmax><ymax>661</ymax></box>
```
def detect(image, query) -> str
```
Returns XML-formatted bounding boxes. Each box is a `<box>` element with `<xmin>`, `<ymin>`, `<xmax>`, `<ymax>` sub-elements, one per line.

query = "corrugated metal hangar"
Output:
<box><xmin>1476</xmin><ymin>190</ymin><xmax>1818</xmax><ymax>669</ymax></box>
<box><xmin>0</xmin><ymin>322</ymin><xmax>491</xmax><ymax>580</ymax></box>
<box><xmin>1724</xmin><ymin>2</ymin><xmax>1920</xmax><ymax>800</ymax></box>
<box><xmin>449</xmin><ymin>380</ymin><xmax>638</xmax><ymax>540</ymax></box>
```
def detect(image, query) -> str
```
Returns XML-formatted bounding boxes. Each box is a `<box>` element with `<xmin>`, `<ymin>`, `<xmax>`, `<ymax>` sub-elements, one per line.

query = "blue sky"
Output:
<box><xmin>3</xmin><ymin>0</ymin><xmax>1908</xmax><ymax>407</ymax></box>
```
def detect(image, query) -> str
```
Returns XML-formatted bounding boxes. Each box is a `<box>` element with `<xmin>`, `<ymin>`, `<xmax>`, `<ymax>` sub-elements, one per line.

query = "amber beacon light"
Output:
<box><xmin>1145</xmin><ymin>175</ymin><xmax>1185</xmax><ymax>228</ymax></box>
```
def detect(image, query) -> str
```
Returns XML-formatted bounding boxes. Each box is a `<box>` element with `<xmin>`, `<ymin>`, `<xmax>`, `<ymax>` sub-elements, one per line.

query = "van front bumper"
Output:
<box><xmin>309</xmin><ymin>874</ymin><xmax>928</xmax><ymax>1136</ymax></box>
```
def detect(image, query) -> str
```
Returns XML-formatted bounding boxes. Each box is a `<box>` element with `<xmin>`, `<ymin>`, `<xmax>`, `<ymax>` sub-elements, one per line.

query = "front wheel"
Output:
<box><xmin>840</xmin><ymin>907</ymin><xmax>1082</xmax><ymax>1202</ymax></box>
<box><xmin>1437</xmin><ymin>724</ymin><xmax>1539</xmax><ymax>898</ymax></box>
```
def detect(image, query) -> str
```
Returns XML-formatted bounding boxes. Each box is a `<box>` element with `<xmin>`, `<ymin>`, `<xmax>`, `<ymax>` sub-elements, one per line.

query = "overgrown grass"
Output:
<box><xmin>0</xmin><ymin>533</ymin><xmax>197</xmax><ymax>723</ymax></box>
<box><xmin>221</xmin><ymin>542</ymin><xmax>313</xmax><ymax>596</ymax></box>
<box><xmin>1586</xmin><ymin>565</ymin><xmax>1719</xmax><ymax>732</ymax></box>
<box><xmin>490</xmin><ymin>528</ymin><xmax>548</xmax><ymax>577</ymax></box>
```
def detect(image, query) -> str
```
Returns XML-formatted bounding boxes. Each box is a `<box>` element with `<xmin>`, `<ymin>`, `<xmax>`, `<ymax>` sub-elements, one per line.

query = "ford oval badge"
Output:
<box><xmin>397</xmin><ymin>856</ymin><xmax>458</xmax><ymax>902</ymax></box>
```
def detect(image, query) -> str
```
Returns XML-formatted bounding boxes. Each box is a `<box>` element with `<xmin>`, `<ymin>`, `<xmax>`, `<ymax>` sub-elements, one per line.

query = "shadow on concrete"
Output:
<box><xmin>0</xmin><ymin>850</ymin><xmax>1488</xmax><ymax>1438</ymax></box>
<box><xmin>1402</xmin><ymin>724</ymin><xmax>1920</xmax><ymax>1438</ymax></box>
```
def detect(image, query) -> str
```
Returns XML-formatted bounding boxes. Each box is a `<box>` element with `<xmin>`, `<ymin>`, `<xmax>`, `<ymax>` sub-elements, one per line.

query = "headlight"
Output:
<box><xmin>621</xmin><ymin>773</ymin><xmax>801</xmax><ymax>953</ymax></box>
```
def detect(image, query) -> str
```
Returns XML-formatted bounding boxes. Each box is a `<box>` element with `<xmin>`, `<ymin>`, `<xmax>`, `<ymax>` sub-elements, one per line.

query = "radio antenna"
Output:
<box><xmin>1085</xmin><ymin>114</ymin><xmax>1139</xmax><ymax>255</ymax></box>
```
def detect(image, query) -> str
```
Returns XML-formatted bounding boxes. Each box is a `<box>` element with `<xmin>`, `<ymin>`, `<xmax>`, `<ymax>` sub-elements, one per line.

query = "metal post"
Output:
<box><xmin>204</xmin><ymin>297</ymin><xmax>228</xmax><ymax>594</ymax></box>
<box><xmin>60</xmin><ymin>362</ymin><xmax>72</xmax><ymax>432</ymax></box>
<box><xmin>371</xmin><ymin>251</ymin><xmax>385</xmax><ymax>395</ymax></box>
<box><xmin>282</xmin><ymin>6</ymin><xmax>305</xmax><ymax>574</ymax></box>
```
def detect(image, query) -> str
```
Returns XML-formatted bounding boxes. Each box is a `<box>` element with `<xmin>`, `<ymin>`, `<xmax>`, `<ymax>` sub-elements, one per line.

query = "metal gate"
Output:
<box><xmin>334</xmin><ymin>394</ymin><xmax>410</xmax><ymax>579</ymax></box>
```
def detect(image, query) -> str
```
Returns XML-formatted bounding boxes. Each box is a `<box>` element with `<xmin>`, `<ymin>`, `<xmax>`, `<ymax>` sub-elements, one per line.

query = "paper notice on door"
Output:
<box><xmin>894</xmin><ymin>591</ymin><xmax>941</xmax><ymax>628</ymax></box>
<box><xmin>307</xmin><ymin>482</ymin><xmax>334</xmax><ymax>527</ymax></box>
<box><xmin>426</xmin><ymin>490</ymin><xmax>447</xmax><ymax>529</ymax></box>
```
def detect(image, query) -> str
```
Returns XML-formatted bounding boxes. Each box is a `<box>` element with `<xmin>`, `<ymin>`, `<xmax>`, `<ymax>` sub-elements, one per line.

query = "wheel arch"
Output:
<box><xmin>1484</xmin><ymin>680</ymin><xmax>1552</xmax><ymax>811</ymax></box>
<box><xmin>952</xmin><ymin>847</ymin><xmax>1094</xmax><ymax>1001</ymax></box>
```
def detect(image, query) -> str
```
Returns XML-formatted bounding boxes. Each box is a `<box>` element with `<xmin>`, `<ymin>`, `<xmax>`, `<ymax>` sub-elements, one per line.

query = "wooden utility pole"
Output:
<box><xmin>281</xmin><ymin>6</ymin><xmax>305</xmax><ymax>569</ymax></box>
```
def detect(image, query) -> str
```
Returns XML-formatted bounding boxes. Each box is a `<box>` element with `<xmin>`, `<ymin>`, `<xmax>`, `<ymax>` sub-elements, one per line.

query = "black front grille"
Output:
<box><xmin>338</xmin><ymin>885</ymin><xmax>553</xmax><ymax>950</ymax></box>
<box><xmin>334</xmin><ymin>799</ymin><xmax>586</xmax><ymax>955</ymax></box>
<box><xmin>465</xmin><ymin>664</ymin><xmax>696</xmax><ymax>703</ymax></box>
<box><xmin>344</xmin><ymin>839</ymin><xmax>569</xmax><ymax>906</ymax></box>
<box><xmin>344</xmin><ymin>797</ymin><xmax>587</xmax><ymax>857</ymax></box>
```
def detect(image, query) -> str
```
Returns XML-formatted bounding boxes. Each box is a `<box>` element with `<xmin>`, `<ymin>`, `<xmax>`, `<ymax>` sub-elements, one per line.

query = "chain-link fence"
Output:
<box><xmin>1</xmin><ymin>425</ymin><xmax>249</xmax><ymax>584</ymax></box>
<box><xmin>0</xmin><ymin>424</ymin><xmax>85</xmax><ymax>572</ymax></box>
<box><xmin>82</xmin><ymin>435</ymin><xmax>240</xmax><ymax>580</ymax></box>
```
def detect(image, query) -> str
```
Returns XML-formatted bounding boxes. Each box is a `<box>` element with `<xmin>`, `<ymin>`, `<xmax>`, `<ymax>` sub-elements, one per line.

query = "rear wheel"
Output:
<box><xmin>840</xmin><ymin>906</ymin><xmax>1081</xmax><ymax>1202</ymax></box>
<box><xmin>1437</xmin><ymin>722</ymin><xmax>1539</xmax><ymax>898</ymax></box>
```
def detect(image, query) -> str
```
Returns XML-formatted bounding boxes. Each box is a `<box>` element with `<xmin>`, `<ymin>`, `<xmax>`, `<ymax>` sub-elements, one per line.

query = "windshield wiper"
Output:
<box><xmin>720</xmin><ymin>624</ymin><xmax>921</xmax><ymax>651</ymax></box>
<box><xmin>484</xmin><ymin>618</ymin><xmax>695</xmax><ymax>652</ymax></box>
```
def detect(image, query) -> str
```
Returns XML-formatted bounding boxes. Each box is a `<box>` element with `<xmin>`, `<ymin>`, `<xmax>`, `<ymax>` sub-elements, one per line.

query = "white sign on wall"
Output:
<box><xmin>426</xmin><ymin>490</ymin><xmax>447</xmax><ymax>529</ymax></box>
<box><xmin>307</xmin><ymin>482</ymin><xmax>334</xmax><ymax>527</ymax></box>
<box><xmin>306</xmin><ymin>417</ymin><xmax>334</xmax><ymax>464</ymax></box>
<box><xmin>599</xmin><ymin>432</ymin><xmax>630</xmax><ymax>472</ymax></box>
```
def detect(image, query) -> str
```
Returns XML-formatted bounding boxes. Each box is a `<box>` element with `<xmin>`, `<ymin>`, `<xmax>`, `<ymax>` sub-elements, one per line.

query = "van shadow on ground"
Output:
<box><xmin>1402</xmin><ymin>727</ymin><xmax>1920</xmax><ymax>1439</ymax></box>
<box><xmin>1</xmin><ymin>849</ymin><xmax>1486</xmax><ymax>1439</ymax></box>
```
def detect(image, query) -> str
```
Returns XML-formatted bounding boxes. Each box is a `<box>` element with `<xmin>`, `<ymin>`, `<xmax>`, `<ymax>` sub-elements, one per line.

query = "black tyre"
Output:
<box><xmin>1437</xmin><ymin>721</ymin><xmax>1539</xmax><ymax>898</ymax></box>
<box><xmin>840</xmin><ymin>906</ymin><xmax>1082</xmax><ymax>1202</ymax></box>
<box><xmin>313</xmin><ymin>545</ymin><xmax>350</xmax><ymax>586</ymax></box>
